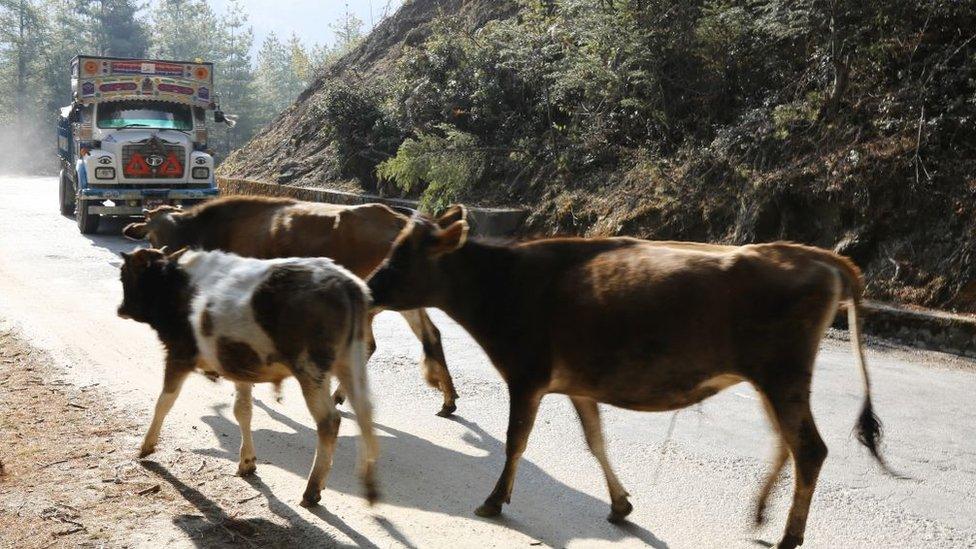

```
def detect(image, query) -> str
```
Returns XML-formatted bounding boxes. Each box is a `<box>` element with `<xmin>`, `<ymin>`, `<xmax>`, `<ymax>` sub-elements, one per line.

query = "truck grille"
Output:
<box><xmin>121</xmin><ymin>140</ymin><xmax>185</xmax><ymax>179</ymax></box>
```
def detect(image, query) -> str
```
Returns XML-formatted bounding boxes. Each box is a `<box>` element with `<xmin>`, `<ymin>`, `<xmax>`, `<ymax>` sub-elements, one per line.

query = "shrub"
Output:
<box><xmin>313</xmin><ymin>79</ymin><xmax>401</xmax><ymax>190</ymax></box>
<box><xmin>376</xmin><ymin>124</ymin><xmax>486</xmax><ymax>211</ymax></box>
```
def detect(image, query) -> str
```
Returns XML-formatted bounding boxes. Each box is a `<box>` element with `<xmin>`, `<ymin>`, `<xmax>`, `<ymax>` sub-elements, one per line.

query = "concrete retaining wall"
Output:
<box><xmin>218</xmin><ymin>177</ymin><xmax>528</xmax><ymax>237</ymax></box>
<box><xmin>858</xmin><ymin>303</ymin><xmax>976</xmax><ymax>359</ymax></box>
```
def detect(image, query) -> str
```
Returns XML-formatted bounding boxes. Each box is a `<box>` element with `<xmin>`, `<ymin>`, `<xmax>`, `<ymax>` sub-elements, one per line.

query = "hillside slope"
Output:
<box><xmin>220</xmin><ymin>0</ymin><xmax>516</xmax><ymax>190</ymax></box>
<box><xmin>219</xmin><ymin>0</ymin><xmax>976</xmax><ymax>313</ymax></box>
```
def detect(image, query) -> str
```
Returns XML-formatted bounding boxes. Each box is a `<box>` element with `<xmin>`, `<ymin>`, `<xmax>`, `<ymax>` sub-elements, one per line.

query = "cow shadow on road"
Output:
<box><xmin>141</xmin><ymin>460</ymin><xmax>357</xmax><ymax>548</ymax></box>
<box><xmin>193</xmin><ymin>399</ymin><xmax>669</xmax><ymax>548</ymax></box>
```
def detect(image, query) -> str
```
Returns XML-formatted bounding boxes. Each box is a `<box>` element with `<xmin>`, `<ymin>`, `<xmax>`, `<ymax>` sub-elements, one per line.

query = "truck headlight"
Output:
<box><xmin>192</xmin><ymin>167</ymin><xmax>210</xmax><ymax>179</ymax></box>
<box><xmin>94</xmin><ymin>167</ymin><xmax>116</xmax><ymax>179</ymax></box>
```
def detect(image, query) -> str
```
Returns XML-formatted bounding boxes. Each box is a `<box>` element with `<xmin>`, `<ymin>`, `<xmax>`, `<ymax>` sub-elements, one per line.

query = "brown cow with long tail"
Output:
<box><xmin>367</xmin><ymin>205</ymin><xmax>891</xmax><ymax>549</ymax></box>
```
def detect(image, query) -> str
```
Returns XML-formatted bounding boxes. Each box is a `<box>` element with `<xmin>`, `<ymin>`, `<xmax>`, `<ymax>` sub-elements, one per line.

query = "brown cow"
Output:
<box><xmin>122</xmin><ymin>196</ymin><xmax>459</xmax><ymax>416</ymax></box>
<box><xmin>367</xmin><ymin>206</ymin><xmax>890</xmax><ymax>549</ymax></box>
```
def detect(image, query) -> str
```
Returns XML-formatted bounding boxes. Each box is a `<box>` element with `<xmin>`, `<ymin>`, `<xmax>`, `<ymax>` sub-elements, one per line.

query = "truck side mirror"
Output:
<box><xmin>214</xmin><ymin>109</ymin><xmax>237</xmax><ymax>128</ymax></box>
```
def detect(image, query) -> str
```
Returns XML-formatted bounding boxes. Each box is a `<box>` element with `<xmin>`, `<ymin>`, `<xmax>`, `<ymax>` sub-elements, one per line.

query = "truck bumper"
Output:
<box><xmin>79</xmin><ymin>187</ymin><xmax>219</xmax><ymax>201</ymax></box>
<box><xmin>79</xmin><ymin>187</ymin><xmax>218</xmax><ymax>215</ymax></box>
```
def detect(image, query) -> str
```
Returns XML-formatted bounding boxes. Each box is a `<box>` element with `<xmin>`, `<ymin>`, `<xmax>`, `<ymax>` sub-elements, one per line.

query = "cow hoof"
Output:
<box><xmin>607</xmin><ymin>498</ymin><xmax>633</xmax><ymax>523</ymax></box>
<box><xmin>754</xmin><ymin>506</ymin><xmax>767</xmax><ymax>527</ymax></box>
<box><xmin>138</xmin><ymin>446</ymin><xmax>156</xmax><ymax>458</ymax></box>
<box><xmin>237</xmin><ymin>459</ymin><xmax>257</xmax><ymax>477</ymax></box>
<box><xmin>474</xmin><ymin>500</ymin><xmax>503</xmax><ymax>518</ymax></box>
<box><xmin>776</xmin><ymin>534</ymin><xmax>802</xmax><ymax>549</ymax></box>
<box><xmin>365</xmin><ymin>484</ymin><xmax>380</xmax><ymax>506</ymax></box>
<box><xmin>436</xmin><ymin>403</ymin><xmax>457</xmax><ymax>417</ymax></box>
<box><xmin>300</xmin><ymin>492</ymin><xmax>321</xmax><ymax>508</ymax></box>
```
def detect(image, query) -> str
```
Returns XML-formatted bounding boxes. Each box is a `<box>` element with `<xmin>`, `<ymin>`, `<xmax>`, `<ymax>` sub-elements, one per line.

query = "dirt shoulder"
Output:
<box><xmin>0</xmin><ymin>329</ymin><xmax>325</xmax><ymax>549</ymax></box>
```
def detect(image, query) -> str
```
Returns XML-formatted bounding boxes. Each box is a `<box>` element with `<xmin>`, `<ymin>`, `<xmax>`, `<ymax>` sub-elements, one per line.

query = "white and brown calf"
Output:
<box><xmin>117</xmin><ymin>248</ymin><xmax>379</xmax><ymax>507</ymax></box>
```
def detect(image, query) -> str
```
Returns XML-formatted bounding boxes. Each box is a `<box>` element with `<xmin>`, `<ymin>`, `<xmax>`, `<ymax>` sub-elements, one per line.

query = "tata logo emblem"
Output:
<box><xmin>146</xmin><ymin>155</ymin><xmax>165</xmax><ymax>167</ymax></box>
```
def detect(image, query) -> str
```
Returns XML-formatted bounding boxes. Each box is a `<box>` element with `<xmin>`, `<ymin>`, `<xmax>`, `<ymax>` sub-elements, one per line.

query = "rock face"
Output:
<box><xmin>218</xmin><ymin>0</ymin><xmax>516</xmax><ymax>190</ymax></box>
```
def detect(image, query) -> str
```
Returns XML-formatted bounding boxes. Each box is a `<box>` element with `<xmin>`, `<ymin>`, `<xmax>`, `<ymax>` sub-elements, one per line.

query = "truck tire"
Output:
<box><xmin>59</xmin><ymin>170</ymin><xmax>75</xmax><ymax>216</ymax></box>
<box><xmin>76</xmin><ymin>201</ymin><xmax>100</xmax><ymax>234</ymax></box>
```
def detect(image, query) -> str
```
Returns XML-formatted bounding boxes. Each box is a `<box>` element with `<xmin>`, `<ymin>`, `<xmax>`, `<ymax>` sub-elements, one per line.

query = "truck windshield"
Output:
<box><xmin>97</xmin><ymin>101</ymin><xmax>192</xmax><ymax>131</ymax></box>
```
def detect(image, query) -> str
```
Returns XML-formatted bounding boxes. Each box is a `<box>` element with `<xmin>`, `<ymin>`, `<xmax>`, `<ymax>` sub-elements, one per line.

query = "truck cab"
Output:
<box><xmin>58</xmin><ymin>56</ymin><xmax>222</xmax><ymax>234</ymax></box>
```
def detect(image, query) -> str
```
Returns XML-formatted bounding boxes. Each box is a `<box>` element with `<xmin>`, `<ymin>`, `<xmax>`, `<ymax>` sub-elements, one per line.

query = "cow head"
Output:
<box><xmin>368</xmin><ymin>204</ymin><xmax>468</xmax><ymax>311</ymax></box>
<box><xmin>122</xmin><ymin>205</ymin><xmax>184</xmax><ymax>248</ymax></box>
<box><xmin>117</xmin><ymin>247</ymin><xmax>189</xmax><ymax>324</ymax></box>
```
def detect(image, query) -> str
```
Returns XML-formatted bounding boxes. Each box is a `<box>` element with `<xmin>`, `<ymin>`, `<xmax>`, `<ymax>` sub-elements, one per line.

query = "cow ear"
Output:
<box><xmin>119</xmin><ymin>251</ymin><xmax>131</xmax><ymax>261</ymax></box>
<box><xmin>122</xmin><ymin>222</ymin><xmax>149</xmax><ymax>241</ymax></box>
<box><xmin>435</xmin><ymin>204</ymin><xmax>468</xmax><ymax>229</ymax></box>
<box><xmin>431</xmin><ymin>220</ymin><xmax>468</xmax><ymax>255</ymax></box>
<box><xmin>167</xmin><ymin>247</ymin><xmax>190</xmax><ymax>261</ymax></box>
<box><xmin>144</xmin><ymin>205</ymin><xmax>179</xmax><ymax>220</ymax></box>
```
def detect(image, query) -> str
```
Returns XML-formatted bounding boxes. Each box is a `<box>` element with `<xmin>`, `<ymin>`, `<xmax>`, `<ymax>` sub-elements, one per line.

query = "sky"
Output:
<box><xmin>205</xmin><ymin>0</ymin><xmax>403</xmax><ymax>54</ymax></box>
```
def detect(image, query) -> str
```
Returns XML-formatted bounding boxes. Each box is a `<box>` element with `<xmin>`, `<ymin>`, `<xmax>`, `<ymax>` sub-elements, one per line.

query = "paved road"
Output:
<box><xmin>1</xmin><ymin>175</ymin><xmax>975</xmax><ymax>548</ymax></box>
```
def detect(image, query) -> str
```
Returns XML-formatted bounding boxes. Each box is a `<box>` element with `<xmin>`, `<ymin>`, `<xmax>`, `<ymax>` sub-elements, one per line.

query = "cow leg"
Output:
<box><xmin>234</xmin><ymin>382</ymin><xmax>257</xmax><ymax>476</ymax></box>
<box><xmin>570</xmin><ymin>396</ymin><xmax>632</xmax><ymax>522</ymax></box>
<box><xmin>400</xmin><ymin>308</ymin><xmax>458</xmax><ymax>417</ymax></box>
<box><xmin>755</xmin><ymin>394</ymin><xmax>790</xmax><ymax>526</ymax></box>
<box><xmin>762</xmin><ymin>388</ymin><xmax>828</xmax><ymax>549</ymax></box>
<box><xmin>333</xmin><ymin>350</ymin><xmax>380</xmax><ymax>504</ymax></box>
<box><xmin>139</xmin><ymin>364</ymin><xmax>190</xmax><ymax>458</ymax></box>
<box><xmin>755</xmin><ymin>443</ymin><xmax>789</xmax><ymax>526</ymax></box>
<box><xmin>297</xmin><ymin>374</ymin><xmax>341</xmax><ymax>508</ymax></box>
<box><xmin>475</xmin><ymin>386</ymin><xmax>543</xmax><ymax>517</ymax></box>
<box><xmin>332</xmin><ymin>314</ymin><xmax>376</xmax><ymax>406</ymax></box>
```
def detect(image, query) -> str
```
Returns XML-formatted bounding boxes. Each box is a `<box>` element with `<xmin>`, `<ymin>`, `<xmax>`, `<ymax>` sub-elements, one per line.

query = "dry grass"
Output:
<box><xmin>0</xmin><ymin>330</ymin><xmax>321</xmax><ymax>548</ymax></box>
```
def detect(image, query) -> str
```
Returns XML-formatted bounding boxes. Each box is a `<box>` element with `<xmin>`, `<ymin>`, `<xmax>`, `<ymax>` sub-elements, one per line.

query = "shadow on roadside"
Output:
<box><xmin>78</xmin><ymin>216</ymin><xmax>143</xmax><ymax>257</ymax></box>
<box><xmin>141</xmin><ymin>460</ymin><xmax>358</xmax><ymax>548</ymax></box>
<box><xmin>192</xmin><ymin>399</ymin><xmax>670</xmax><ymax>548</ymax></box>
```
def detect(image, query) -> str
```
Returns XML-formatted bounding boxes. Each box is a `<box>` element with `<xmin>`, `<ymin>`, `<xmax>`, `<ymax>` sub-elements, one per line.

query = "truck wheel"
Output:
<box><xmin>59</xmin><ymin>170</ymin><xmax>75</xmax><ymax>216</ymax></box>
<box><xmin>76</xmin><ymin>201</ymin><xmax>100</xmax><ymax>234</ymax></box>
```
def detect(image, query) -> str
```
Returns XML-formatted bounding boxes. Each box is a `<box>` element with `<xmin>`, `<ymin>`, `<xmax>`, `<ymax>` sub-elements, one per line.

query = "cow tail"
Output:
<box><xmin>767</xmin><ymin>243</ymin><xmax>896</xmax><ymax>474</ymax></box>
<box><xmin>811</xmin><ymin>248</ymin><xmax>895</xmax><ymax>475</ymax></box>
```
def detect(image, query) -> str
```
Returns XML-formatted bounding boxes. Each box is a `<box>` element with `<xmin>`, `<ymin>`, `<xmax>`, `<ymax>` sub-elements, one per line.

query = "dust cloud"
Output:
<box><xmin>0</xmin><ymin>121</ymin><xmax>57</xmax><ymax>176</ymax></box>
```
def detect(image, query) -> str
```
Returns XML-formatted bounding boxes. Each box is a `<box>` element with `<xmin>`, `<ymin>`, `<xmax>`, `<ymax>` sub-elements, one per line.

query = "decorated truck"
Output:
<box><xmin>58</xmin><ymin>55</ymin><xmax>229</xmax><ymax>233</ymax></box>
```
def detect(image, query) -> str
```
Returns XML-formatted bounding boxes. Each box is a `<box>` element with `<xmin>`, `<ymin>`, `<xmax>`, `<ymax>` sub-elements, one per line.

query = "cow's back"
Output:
<box><xmin>268</xmin><ymin>202</ymin><xmax>407</xmax><ymax>278</ymax></box>
<box><xmin>542</xmin><ymin>240</ymin><xmax>843</xmax><ymax>392</ymax></box>
<box><xmin>183</xmin><ymin>198</ymin><xmax>407</xmax><ymax>279</ymax></box>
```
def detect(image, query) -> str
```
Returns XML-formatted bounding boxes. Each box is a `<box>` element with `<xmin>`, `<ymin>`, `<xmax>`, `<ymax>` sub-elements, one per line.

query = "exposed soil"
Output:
<box><xmin>0</xmin><ymin>329</ymin><xmax>319</xmax><ymax>549</ymax></box>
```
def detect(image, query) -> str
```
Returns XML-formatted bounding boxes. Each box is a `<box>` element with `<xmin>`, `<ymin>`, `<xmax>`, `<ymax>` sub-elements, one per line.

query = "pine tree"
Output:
<box><xmin>254</xmin><ymin>31</ymin><xmax>291</xmax><ymax>122</ymax></box>
<box><xmin>287</xmin><ymin>32</ymin><xmax>311</xmax><ymax>96</ymax></box>
<box><xmin>39</xmin><ymin>0</ymin><xmax>83</xmax><ymax>110</ymax></box>
<box><xmin>150</xmin><ymin>0</ymin><xmax>217</xmax><ymax>60</ymax></box>
<box><xmin>212</xmin><ymin>0</ymin><xmax>256</xmax><ymax>156</ymax></box>
<box><xmin>330</xmin><ymin>3</ymin><xmax>363</xmax><ymax>54</ymax></box>
<box><xmin>0</xmin><ymin>0</ymin><xmax>48</xmax><ymax>172</ymax></box>
<box><xmin>75</xmin><ymin>0</ymin><xmax>149</xmax><ymax>58</ymax></box>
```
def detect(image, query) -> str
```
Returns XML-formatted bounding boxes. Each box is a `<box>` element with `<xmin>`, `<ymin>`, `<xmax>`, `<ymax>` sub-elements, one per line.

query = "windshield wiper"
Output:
<box><xmin>111</xmin><ymin>123</ymin><xmax>192</xmax><ymax>134</ymax></box>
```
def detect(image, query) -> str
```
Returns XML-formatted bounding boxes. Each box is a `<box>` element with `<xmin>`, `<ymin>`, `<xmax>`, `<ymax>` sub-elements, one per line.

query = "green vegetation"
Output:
<box><xmin>266</xmin><ymin>0</ymin><xmax>974</xmax><ymax>309</ymax></box>
<box><xmin>377</xmin><ymin>124</ymin><xmax>484</xmax><ymax>210</ymax></box>
<box><xmin>360</xmin><ymin>0</ymin><xmax>975</xmax><ymax>215</ymax></box>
